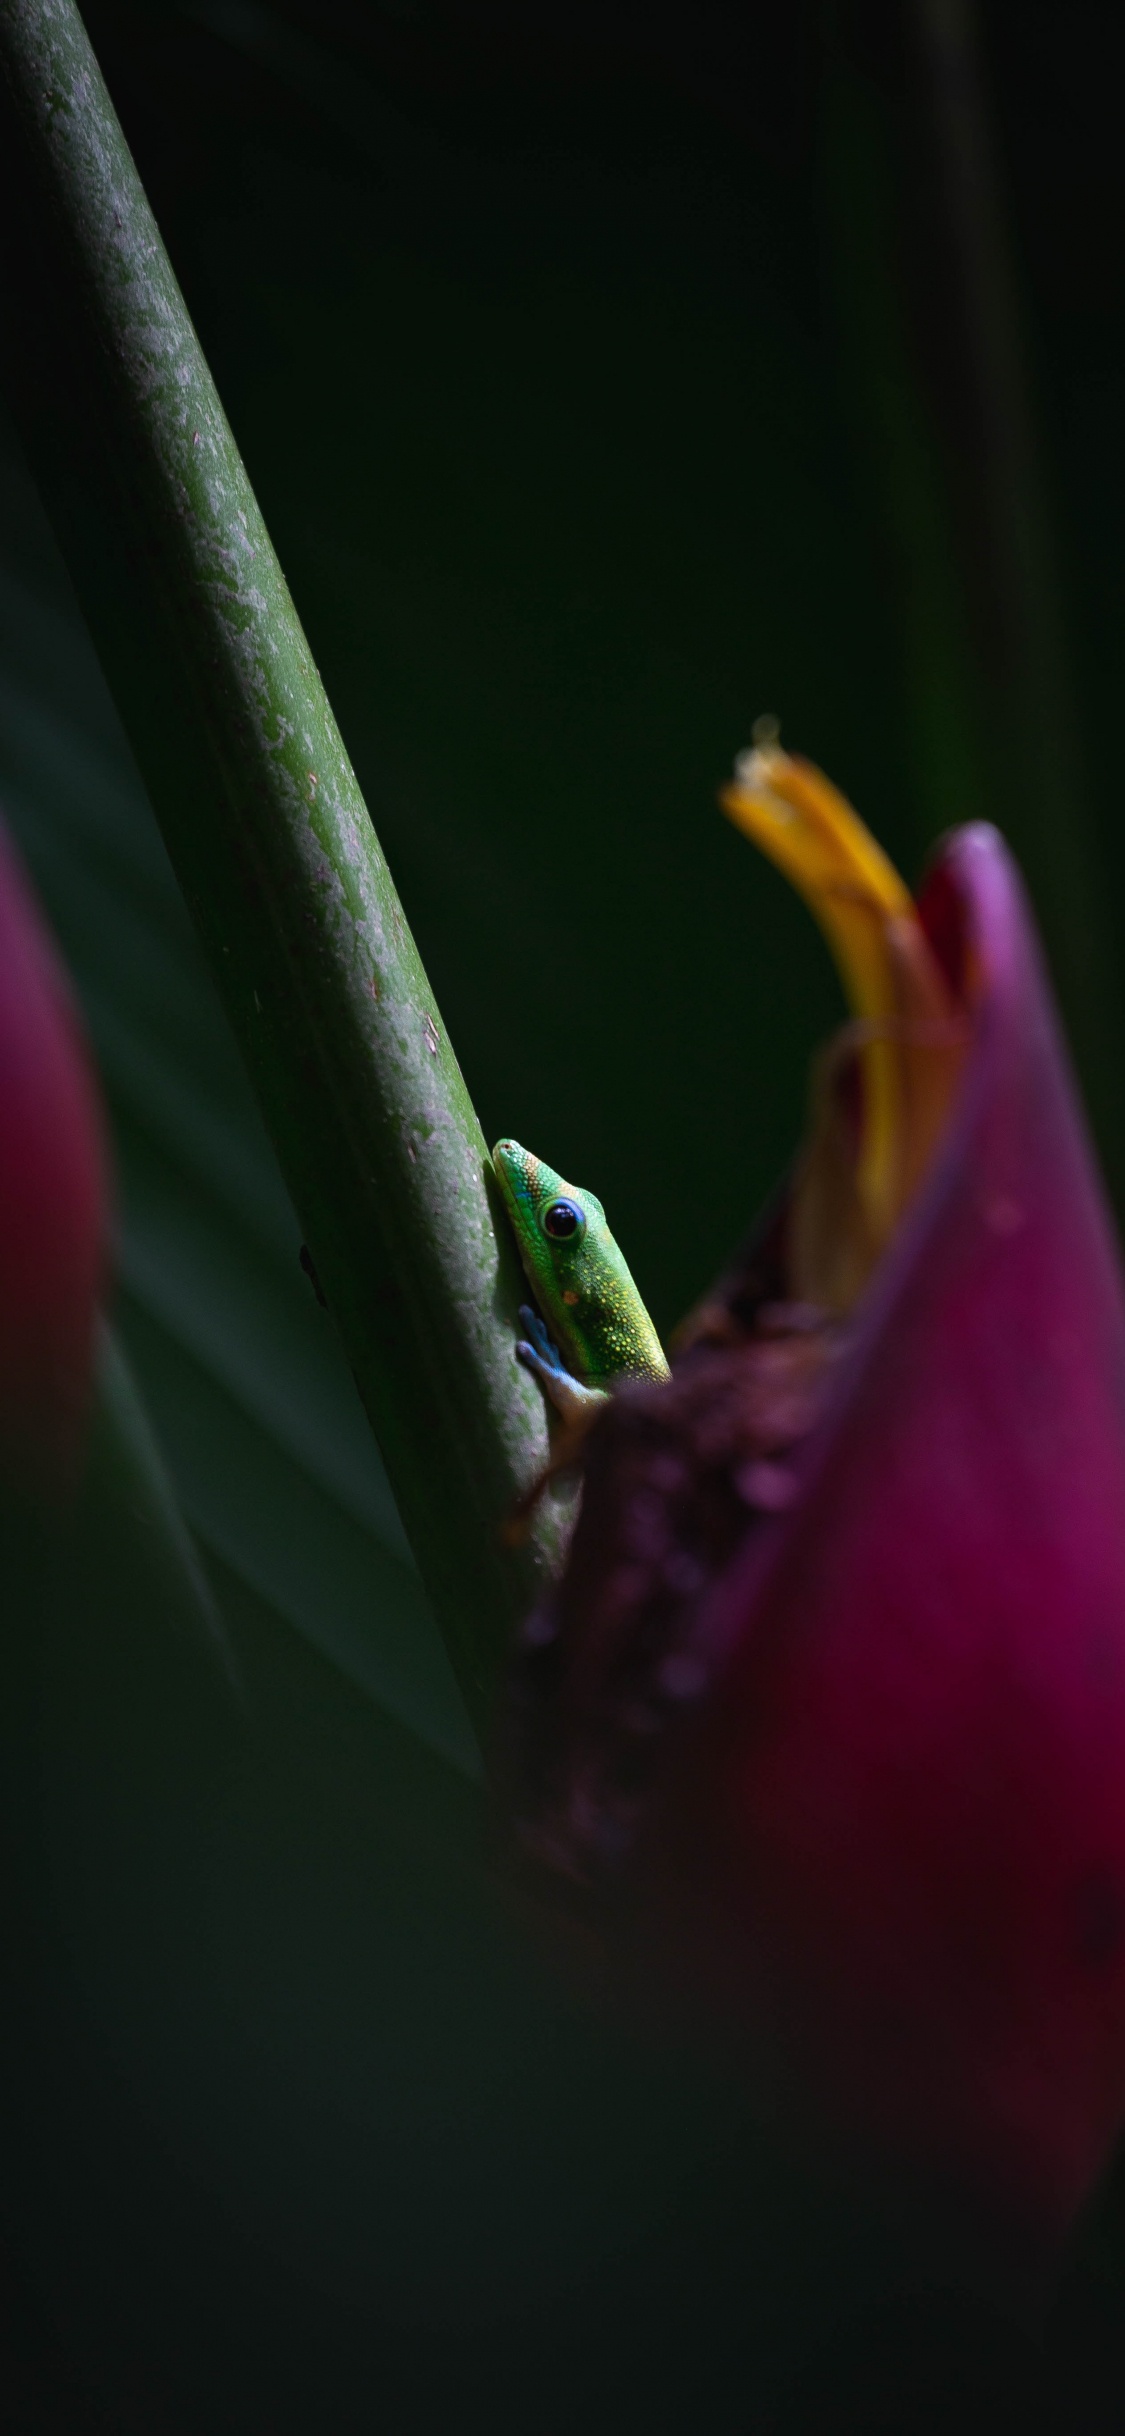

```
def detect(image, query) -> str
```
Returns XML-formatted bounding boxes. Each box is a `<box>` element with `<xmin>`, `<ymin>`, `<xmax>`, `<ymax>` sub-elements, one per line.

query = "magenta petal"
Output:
<box><xmin>648</xmin><ymin>824</ymin><xmax>1125</xmax><ymax>2236</ymax></box>
<box><xmin>512</xmin><ymin>823</ymin><xmax>1125</xmax><ymax>2246</ymax></box>
<box><xmin>0</xmin><ymin>818</ymin><xmax>107</xmax><ymax>1489</ymax></box>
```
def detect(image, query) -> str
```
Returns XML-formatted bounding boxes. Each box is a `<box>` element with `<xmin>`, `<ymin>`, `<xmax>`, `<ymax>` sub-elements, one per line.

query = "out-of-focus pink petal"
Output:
<box><xmin>513</xmin><ymin>824</ymin><xmax>1125</xmax><ymax>2245</ymax></box>
<box><xmin>0</xmin><ymin>817</ymin><xmax>107</xmax><ymax>1490</ymax></box>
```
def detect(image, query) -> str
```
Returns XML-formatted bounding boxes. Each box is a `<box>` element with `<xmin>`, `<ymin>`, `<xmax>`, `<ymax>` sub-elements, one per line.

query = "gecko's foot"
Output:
<box><xmin>517</xmin><ymin>1305</ymin><xmax>562</xmax><ymax>1371</ymax></box>
<box><xmin>516</xmin><ymin>1304</ymin><xmax>608</xmax><ymax>1427</ymax></box>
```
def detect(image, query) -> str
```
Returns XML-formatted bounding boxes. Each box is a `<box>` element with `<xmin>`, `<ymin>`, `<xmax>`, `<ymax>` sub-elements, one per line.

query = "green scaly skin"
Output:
<box><xmin>492</xmin><ymin>1139</ymin><xmax>669</xmax><ymax>1425</ymax></box>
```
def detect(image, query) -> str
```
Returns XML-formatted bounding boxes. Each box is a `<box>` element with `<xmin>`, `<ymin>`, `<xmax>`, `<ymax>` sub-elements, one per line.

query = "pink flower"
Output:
<box><xmin>511</xmin><ymin>755</ymin><xmax>1125</xmax><ymax>2247</ymax></box>
<box><xmin>0</xmin><ymin>816</ymin><xmax>107</xmax><ymax>1492</ymax></box>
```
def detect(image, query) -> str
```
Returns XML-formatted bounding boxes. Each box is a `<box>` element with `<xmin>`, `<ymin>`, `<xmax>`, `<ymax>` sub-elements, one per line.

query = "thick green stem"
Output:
<box><xmin>0</xmin><ymin>0</ymin><xmax>564</xmax><ymax>1731</ymax></box>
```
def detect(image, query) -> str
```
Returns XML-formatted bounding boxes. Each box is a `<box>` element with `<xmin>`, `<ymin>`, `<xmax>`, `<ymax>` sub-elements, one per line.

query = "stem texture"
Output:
<box><xmin>0</xmin><ymin>0</ymin><xmax>565</xmax><ymax>1728</ymax></box>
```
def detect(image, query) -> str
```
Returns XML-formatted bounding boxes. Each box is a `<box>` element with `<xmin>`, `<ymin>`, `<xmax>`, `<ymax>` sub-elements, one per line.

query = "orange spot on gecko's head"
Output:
<box><xmin>563</xmin><ymin>1289</ymin><xmax>579</xmax><ymax>1307</ymax></box>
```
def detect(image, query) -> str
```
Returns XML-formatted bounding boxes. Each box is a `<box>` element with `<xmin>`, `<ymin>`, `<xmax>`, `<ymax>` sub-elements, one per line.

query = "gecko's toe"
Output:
<box><xmin>518</xmin><ymin>1304</ymin><xmax>561</xmax><ymax>1367</ymax></box>
<box><xmin>517</xmin><ymin>1338</ymin><xmax>555</xmax><ymax>1378</ymax></box>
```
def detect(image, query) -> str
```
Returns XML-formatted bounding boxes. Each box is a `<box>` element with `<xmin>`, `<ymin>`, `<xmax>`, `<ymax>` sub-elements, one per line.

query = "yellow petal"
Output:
<box><xmin>721</xmin><ymin>743</ymin><xmax>966</xmax><ymax>1274</ymax></box>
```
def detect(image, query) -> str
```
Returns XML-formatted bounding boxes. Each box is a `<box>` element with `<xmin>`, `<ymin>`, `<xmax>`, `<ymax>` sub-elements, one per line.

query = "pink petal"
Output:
<box><xmin>657</xmin><ymin>826</ymin><xmax>1125</xmax><ymax>2235</ymax></box>
<box><xmin>0</xmin><ymin>817</ymin><xmax>108</xmax><ymax>1490</ymax></box>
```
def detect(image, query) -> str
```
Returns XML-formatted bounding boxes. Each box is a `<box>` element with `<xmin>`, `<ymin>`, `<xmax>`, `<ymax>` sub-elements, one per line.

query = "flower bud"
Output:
<box><xmin>510</xmin><ymin>794</ymin><xmax>1125</xmax><ymax>2248</ymax></box>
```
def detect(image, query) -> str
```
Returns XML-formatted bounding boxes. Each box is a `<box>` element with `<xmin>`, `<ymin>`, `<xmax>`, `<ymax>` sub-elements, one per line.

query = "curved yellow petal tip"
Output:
<box><xmin>721</xmin><ymin>742</ymin><xmax>912</xmax><ymax>1008</ymax></box>
<box><xmin>721</xmin><ymin>740</ymin><xmax>965</xmax><ymax>1272</ymax></box>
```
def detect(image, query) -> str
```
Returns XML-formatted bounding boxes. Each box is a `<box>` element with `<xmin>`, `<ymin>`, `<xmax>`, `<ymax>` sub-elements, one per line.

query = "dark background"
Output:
<box><xmin>3</xmin><ymin>1</ymin><xmax>1125</xmax><ymax>2426</ymax></box>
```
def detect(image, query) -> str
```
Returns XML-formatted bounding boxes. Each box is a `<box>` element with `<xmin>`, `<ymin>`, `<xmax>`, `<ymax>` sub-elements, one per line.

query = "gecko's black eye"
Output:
<box><xmin>542</xmin><ymin>1198</ymin><xmax>585</xmax><ymax>1242</ymax></box>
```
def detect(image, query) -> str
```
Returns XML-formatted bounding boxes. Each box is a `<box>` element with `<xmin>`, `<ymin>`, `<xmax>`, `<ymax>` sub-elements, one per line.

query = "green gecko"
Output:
<box><xmin>492</xmin><ymin>1138</ymin><xmax>669</xmax><ymax>1426</ymax></box>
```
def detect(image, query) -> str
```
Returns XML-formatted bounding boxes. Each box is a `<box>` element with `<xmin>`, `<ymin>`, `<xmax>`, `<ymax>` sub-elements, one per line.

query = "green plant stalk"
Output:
<box><xmin>0</xmin><ymin>0</ymin><xmax>565</xmax><ymax>1732</ymax></box>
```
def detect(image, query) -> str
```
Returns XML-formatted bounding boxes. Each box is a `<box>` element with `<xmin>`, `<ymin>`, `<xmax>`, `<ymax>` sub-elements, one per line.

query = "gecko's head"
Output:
<box><xmin>491</xmin><ymin>1140</ymin><xmax>604</xmax><ymax>1277</ymax></box>
<box><xmin>492</xmin><ymin>1139</ymin><xmax>668</xmax><ymax>1388</ymax></box>
<box><xmin>491</xmin><ymin>1136</ymin><xmax>626</xmax><ymax>1386</ymax></box>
